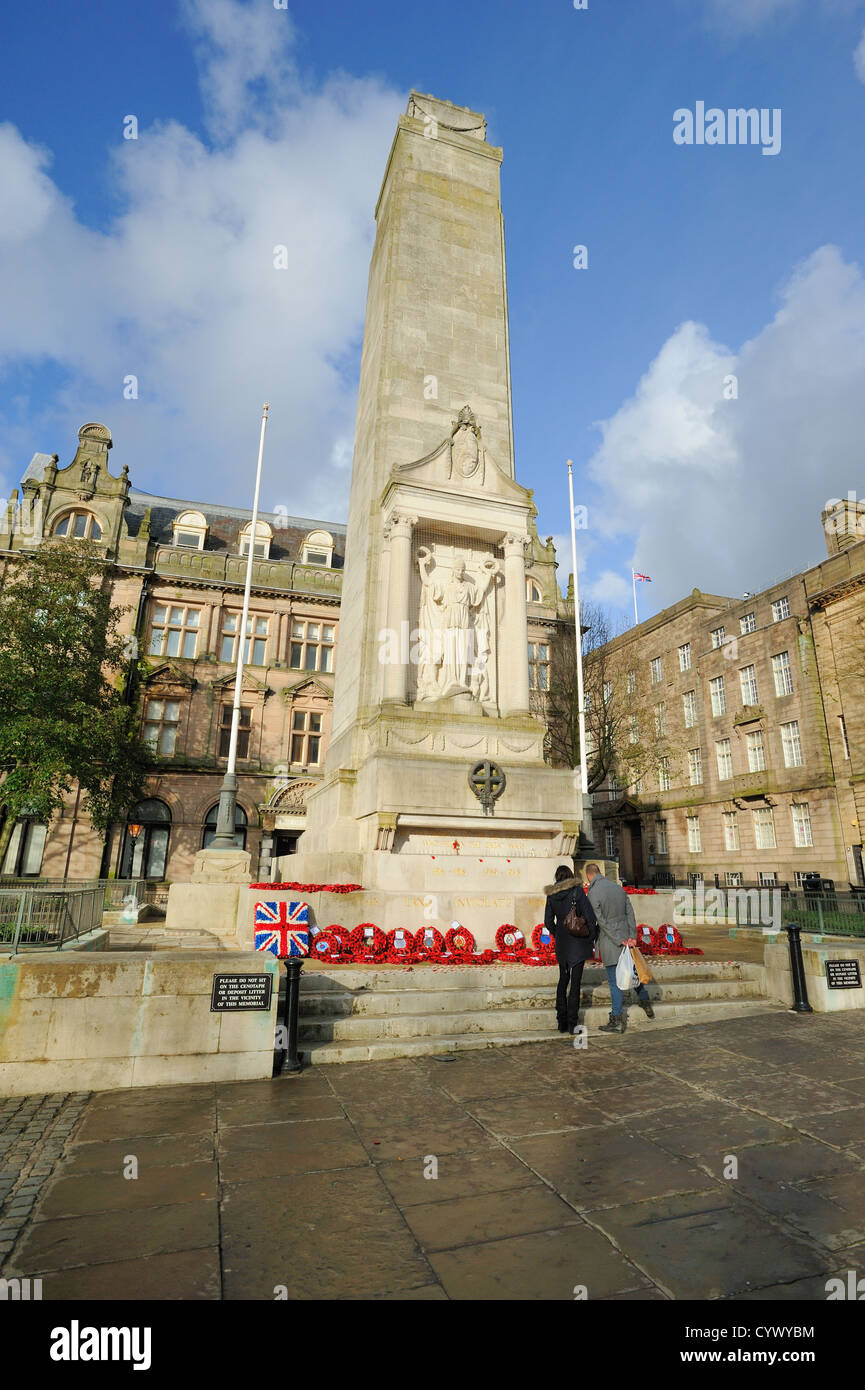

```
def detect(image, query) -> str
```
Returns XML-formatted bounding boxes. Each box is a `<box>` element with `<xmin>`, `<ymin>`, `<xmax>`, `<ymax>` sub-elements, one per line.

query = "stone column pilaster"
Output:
<box><xmin>503</xmin><ymin>533</ymin><xmax>530</xmax><ymax>716</ymax></box>
<box><xmin>382</xmin><ymin>513</ymin><xmax>414</xmax><ymax>704</ymax></box>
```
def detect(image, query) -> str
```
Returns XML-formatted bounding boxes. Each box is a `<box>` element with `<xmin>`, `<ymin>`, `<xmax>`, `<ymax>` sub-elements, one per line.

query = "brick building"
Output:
<box><xmin>590</xmin><ymin>503</ymin><xmax>865</xmax><ymax>889</ymax></box>
<box><xmin>0</xmin><ymin>422</ymin><xmax>563</xmax><ymax>882</ymax></box>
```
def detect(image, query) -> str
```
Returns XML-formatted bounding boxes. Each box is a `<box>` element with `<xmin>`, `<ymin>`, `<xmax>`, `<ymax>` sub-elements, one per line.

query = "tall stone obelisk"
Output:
<box><xmin>288</xmin><ymin>93</ymin><xmax>579</xmax><ymax>942</ymax></box>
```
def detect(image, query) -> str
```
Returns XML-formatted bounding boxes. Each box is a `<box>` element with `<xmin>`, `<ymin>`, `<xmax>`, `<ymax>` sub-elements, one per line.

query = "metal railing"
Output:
<box><xmin>0</xmin><ymin>885</ymin><xmax>105</xmax><ymax>953</ymax></box>
<box><xmin>780</xmin><ymin>890</ymin><xmax>865</xmax><ymax>938</ymax></box>
<box><xmin>0</xmin><ymin>877</ymin><xmax>169</xmax><ymax>911</ymax></box>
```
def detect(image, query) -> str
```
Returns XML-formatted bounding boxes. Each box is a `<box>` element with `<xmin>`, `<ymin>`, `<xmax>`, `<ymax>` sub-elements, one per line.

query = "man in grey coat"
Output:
<box><xmin>585</xmin><ymin>863</ymin><xmax>654</xmax><ymax>1034</ymax></box>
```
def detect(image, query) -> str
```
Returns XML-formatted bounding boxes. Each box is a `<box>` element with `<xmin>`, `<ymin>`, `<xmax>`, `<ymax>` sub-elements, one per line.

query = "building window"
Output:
<box><xmin>218</xmin><ymin>705</ymin><xmax>252</xmax><ymax>759</ymax></box>
<box><xmin>726</xmin><ymin>870</ymin><xmax>743</xmax><ymax>886</ymax></box>
<box><xmin>202</xmin><ymin>803</ymin><xmax>247</xmax><ymax>850</ymax></box>
<box><xmin>221</xmin><ymin>613</ymin><xmax>269</xmax><ymax>666</ymax></box>
<box><xmin>291</xmin><ymin>620</ymin><xmax>335</xmax><ymax>673</ymax></box>
<box><xmin>626</xmin><ymin>671</ymin><xmax>636</xmax><ymax>695</ymax></box>
<box><xmin>780</xmin><ymin>720</ymin><xmax>804</xmax><ymax>768</ymax></box>
<box><xmin>1</xmin><ymin>818</ymin><xmax>47</xmax><ymax>877</ymax></box>
<box><xmin>528</xmin><ymin>642</ymin><xmax>549</xmax><ymax>691</ymax></box>
<box><xmin>526</xmin><ymin>579</ymin><xmax>542</xmax><ymax>603</ymax></box>
<box><xmin>602</xmin><ymin>680</ymin><xmax>613</xmax><ymax>705</ymax></box>
<box><xmin>628</xmin><ymin>716</ymin><xmax>639</xmax><ymax>745</ymax></box>
<box><xmin>759</xmin><ymin>870</ymin><xmax>778</xmax><ymax>886</ymax></box>
<box><xmin>792</xmin><ymin>803</ymin><xmax>813</xmax><ymax>848</ymax></box>
<box><xmin>687</xmin><ymin>816</ymin><xmax>701</xmax><ymax>853</ymax></box>
<box><xmin>143</xmin><ymin>698</ymin><xmax>181</xmax><ymax>755</ymax></box>
<box><xmin>655</xmin><ymin>820</ymin><xmax>668</xmax><ymax>855</ymax></box>
<box><xmin>709</xmin><ymin>675</ymin><xmax>726</xmax><ymax>717</ymax></box>
<box><xmin>650</xmin><ymin>657</ymin><xmax>662</xmax><ymax>684</ymax></box>
<box><xmin>301</xmin><ymin>530</ymin><xmax>334</xmax><ymax>567</ymax></box>
<box><xmin>740</xmin><ymin>612</ymin><xmax>756</xmax><ymax>634</ymax></box>
<box><xmin>794</xmin><ymin>870</ymin><xmax>815</xmax><ymax>887</ymax></box>
<box><xmin>678</xmin><ymin>643</ymin><xmax>691</xmax><ymax>672</ymax></box>
<box><xmin>172</xmin><ymin>510</ymin><xmax>207</xmax><ymax>549</ymax></box>
<box><xmin>603</xmin><ymin>826</ymin><xmax>616</xmax><ymax>858</ymax></box>
<box><xmin>290</xmin><ymin>710</ymin><xmax>323</xmax><ymax>765</ymax></box>
<box><xmin>723</xmin><ymin>811</ymin><xmax>740</xmax><ymax>852</ymax></box>
<box><xmin>683</xmin><ymin>690</ymin><xmax>697</xmax><ymax>728</ymax></box>
<box><xmin>53</xmin><ymin>510</ymin><xmax>103</xmax><ymax>542</ymax></box>
<box><xmin>658</xmin><ymin>757</ymin><xmax>671</xmax><ymax>791</ymax></box>
<box><xmin>746</xmin><ymin>729</ymin><xmax>766</xmax><ymax>772</ymax></box>
<box><xmin>840</xmin><ymin>715</ymin><xmax>851</xmax><ymax>760</ymax></box>
<box><xmin>771</xmin><ymin>651</ymin><xmax>793</xmax><ymax>697</ymax></box>
<box><xmin>119</xmin><ymin>799</ymin><xmax>171</xmax><ymax>880</ymax></box>
<box><xmin>710</xmin><ymin>626</ymin><xmax>726</xmax><ymax>649</ymax></box>
<box><xmin>688</xmin><ymin>748</ymin><xmax>703</xmax><ymax>786</ymax></box>
<box><xmin>654</xmin><ymin>701</ymin><xmax>666</xmax><ymax>737</ymax></box>
<box><xmin>716</xmin><ymin>738</ymin><xmax>733</xmax><ymax>780</ymax></box>
<box><xmin>148</xmin><ymin>604</ymin><xmax>200</xmax><ymax>659</ymax></box>
<box><xmin>739</xmin><ymin>664</ymin><xmax>759</xmax><ymax>706</ymax></box>
<box><xmin>239</xmin><ymin>521</ymin><xmax>272</xmax><ymax>560</ymax></box>
<box><xmin>771</xmin><ymin>596</ymin><xmax>790</xmax><ymax>622</ymax></box>
<box><xmin>753</xmin><ymin>808</ymin><xmax>776</xmax><ymax>850</ymax></box>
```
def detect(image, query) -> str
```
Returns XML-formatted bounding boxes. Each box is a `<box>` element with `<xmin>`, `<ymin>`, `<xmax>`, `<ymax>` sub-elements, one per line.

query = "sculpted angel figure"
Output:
<box><xmin>416</xmin><ymin>549</ymin><xmax>499</xmax><ymax>700</ymax></box>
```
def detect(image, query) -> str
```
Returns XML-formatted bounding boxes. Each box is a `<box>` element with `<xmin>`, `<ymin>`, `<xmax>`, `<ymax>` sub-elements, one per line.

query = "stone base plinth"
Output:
<box><xmin>764</xmin><ymin>938</ymin><xmax>865</xmax><ymax>1012</ymax></box>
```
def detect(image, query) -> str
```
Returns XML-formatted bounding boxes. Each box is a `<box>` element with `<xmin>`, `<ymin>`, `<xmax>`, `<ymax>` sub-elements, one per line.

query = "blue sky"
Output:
<box><xmin>2</xmin><ymin>0</ymin><xmax>865</xmax><ymax>623</ymax></box>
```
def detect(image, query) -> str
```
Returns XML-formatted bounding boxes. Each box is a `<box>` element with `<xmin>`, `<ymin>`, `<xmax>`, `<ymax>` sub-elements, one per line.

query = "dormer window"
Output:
<box><xmin>172</xmin><ymin>510</ymin><xmax>207</xmax><ymax>550</ymax></box>
<box><xmin>53</xmin><ymin>510</ymin><xmax>102</xmax><ymax>541</ymax></box>
<box><xmin>301</xmin><ymin>529</ymin><xmax>334</xmax><ymax>567</ymax></box>
<box><xmin>239</xmin><ymin>520</ymin><xmax>272</xmax><ymax>560</ymax></box>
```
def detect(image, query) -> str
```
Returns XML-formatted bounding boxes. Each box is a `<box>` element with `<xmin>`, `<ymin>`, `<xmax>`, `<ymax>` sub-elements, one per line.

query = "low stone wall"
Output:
<box><xmin>0</xmin><ymin>951</ymin><xmax>279</xmax><ymax>1097</ymax></box>
<box><xmin>764</xmin><ymin>937</ymin><xmax>865</xmax><ymax>1012</ymax></box>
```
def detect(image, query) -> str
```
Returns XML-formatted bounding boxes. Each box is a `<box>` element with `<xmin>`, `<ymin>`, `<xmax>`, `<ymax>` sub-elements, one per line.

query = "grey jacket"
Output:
<box><xmin>586</xmin><ymin>874</ymin><xmax>637</xmax><ymax>967</ymax></box>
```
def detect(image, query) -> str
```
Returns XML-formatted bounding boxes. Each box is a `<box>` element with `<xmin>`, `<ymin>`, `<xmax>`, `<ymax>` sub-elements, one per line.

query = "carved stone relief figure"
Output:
<box><xmin>415</xmin><ymin>549</ymin><xmax>500</xmax><ymax>702</ymax></box>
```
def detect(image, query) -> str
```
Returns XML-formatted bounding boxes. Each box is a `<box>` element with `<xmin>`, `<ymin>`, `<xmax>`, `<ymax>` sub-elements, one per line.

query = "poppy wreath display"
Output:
<box><xmin>385</xmin><ymin>928</ymin><xmax>417</xmax><ymax>963</ymax></box>
<box><xmin>445</xmin><ymin>925</ymin><xmax>476</xmax><ymax>959</ymax></box>
<box><xmin>495</xmin><ymin>924</ymin><xmax>526</xmax><ymax>960</ymax></box>
<box><xmin>413</xmin><ymin>926</ymin><xmax>446</xmax><ymax>961</ymax></box>
<box><xmin>349</xmin><ymin>922</ymin><xmax>387</xmax><ymax>961</ymax></box>
<box><xmin>530</xmin><ymin>923</ymin><xmax>557</xmax><ymax>957</ymax></box>
<box><xmin>654</xmin><ymin>923</ymin><xmax>703</xmax><ymax>956</ymax></box>
<box><xmin>624</xmin><ymin>887</ymin><xmax>656</xmax><ymax>895</ymax></box>
<box><xmin>309</xmin><ymin>928</ymin><xmax>346</xmax><ymax>961</ymax></box>
<box><xmin>636</xmin><ymin>923</ymin><xmax>658</xmax><ymax>953</ymax></box>
<box><xmin>249</xmin><ymin>881</ymin><xmax>363</xmax><ymax>894</ymax></box>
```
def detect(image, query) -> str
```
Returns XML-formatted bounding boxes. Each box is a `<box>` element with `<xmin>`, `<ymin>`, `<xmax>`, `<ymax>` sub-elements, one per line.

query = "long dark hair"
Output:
<box><xmin>554</xmin><ymin>864</ymin><xmax>573</xmax><ymax>883</ymax></box>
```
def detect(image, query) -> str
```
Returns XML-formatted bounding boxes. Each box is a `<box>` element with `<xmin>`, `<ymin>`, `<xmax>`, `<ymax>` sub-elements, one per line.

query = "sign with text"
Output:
<box><xmin>825</xmin><ymin>959</ymin><xmax>862</xmax><ymax>990</ymax></box>
<box><xmin>210</xmin><ymin>974</ymin><xmax>273</xmax><ymax>1012</ymax></box>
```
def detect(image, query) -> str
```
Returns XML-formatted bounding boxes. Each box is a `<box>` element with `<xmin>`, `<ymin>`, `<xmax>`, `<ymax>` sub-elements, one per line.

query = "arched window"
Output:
<box><xmin>53</xmin><ymin>511</ymin><xmax>102</xmax><ymax>541</ymax></box>
<box><xmin>1</xmin><ymin>813</ymin><xmax>47</xmax><ymax>877</ymax></box>
<box><xmin>202</xmin><ymin>802</ymin><xmax>247</xmax><ymax>850</ymax></box>
<box><xmin>172</xmin><ymin>510</ymin><xmax>208</xmax><ymax>550</ymax></box>
<box><xmin>527</xmin><ymin>578</ymin><xmax>542</xmax><ymax>603</ymax></box>
<box><xmin>301</xmin><ymin>529</ymin><xmax>334</xmax><ymax>567</ymax></box>
<box><xmin>119</xmin><ymin>799</ymin><xmax>171</xmax><ymax>880</ymax></box>
<box><xmin>239</xmin><ymin>520</ymin><xmax>272</xmax><ymax>560</ymax></box>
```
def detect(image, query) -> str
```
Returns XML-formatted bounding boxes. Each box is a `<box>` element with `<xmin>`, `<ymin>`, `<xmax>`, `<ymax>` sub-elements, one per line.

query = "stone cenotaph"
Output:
<box><xmin>280</xmin><ymin>94</ymin><xmax>580</xmax><ymax>945</ymax></box>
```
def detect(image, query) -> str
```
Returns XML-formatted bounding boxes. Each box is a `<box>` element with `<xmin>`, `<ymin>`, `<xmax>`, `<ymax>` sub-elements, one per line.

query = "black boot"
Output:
<box><xmin>637</xmin><ymin>997</ymin><xmax>655</xmax><ymax>1020</ymax></box>
<box><xmin>598</xmin><ymin>1012</ymin><xmax>624</xmax><ymax>1034</ymax></box>
<box><xmin>557</xmin><ymin>1017</ymin><xmax>568</xmax><ymax>1033</ymax></box>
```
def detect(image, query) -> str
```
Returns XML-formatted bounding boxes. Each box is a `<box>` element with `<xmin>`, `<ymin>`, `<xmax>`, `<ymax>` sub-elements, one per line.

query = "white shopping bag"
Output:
<box><xmin>615</xmin><ymin>944</ymin><xmax>637</xmax><ymax>991</ymax></box>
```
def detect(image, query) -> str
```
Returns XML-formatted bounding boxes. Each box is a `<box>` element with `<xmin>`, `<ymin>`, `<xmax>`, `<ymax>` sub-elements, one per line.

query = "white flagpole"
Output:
<box><xmin>211</xmin><ymin>402</ymin><xmax>270</xmax><ymax>850</ymax></box>
<box><xmin>632</xmin><ymin>569</ymin><xmax>639</xmax><ymax>626</ymax></box>
<box><xmin>567</xmin><ymin>460</ymin><xmax>588</xmax><ymax>799</ymax></box>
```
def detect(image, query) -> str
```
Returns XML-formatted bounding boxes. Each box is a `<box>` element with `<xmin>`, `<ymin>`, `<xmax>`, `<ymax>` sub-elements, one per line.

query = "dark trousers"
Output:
<box><xmin>556</xmin><ymin>961</ymin><xmax>585</xmax><ymax>1028</ymax></box>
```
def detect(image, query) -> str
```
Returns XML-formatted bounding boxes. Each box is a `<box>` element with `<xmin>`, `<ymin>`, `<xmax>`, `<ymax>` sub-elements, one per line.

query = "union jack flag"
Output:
<box><xmin>254</xmin><ymin>900</ymin><xmax>309</xmax><ymax>958</ymax></box>
<box><xmin>633</xmin><ymin>572</ymin><xmax>652</xmax><ymax>583</ymax></box>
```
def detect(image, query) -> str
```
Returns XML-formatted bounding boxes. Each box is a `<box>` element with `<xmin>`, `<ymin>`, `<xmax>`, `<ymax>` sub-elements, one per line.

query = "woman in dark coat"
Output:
<box><xmin>543</xmin><ymin>863</ymin><xmax>598</xmax><ymax>1034</ymax></box>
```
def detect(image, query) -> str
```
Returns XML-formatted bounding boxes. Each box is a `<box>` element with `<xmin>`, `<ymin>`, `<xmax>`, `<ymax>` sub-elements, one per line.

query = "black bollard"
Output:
<box><xmin>784</xmin><ymin>922</ymin><xmax>813</xmax><ymax>1014</ymax></box>
<box><xmin>279</xmin><ymin>958</ymin><xmax>304</xmax><ymax>1072</ymax></box>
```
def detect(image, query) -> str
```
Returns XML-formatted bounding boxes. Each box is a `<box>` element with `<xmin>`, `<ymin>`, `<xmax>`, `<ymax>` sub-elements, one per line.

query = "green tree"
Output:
<box><xmin>0</xmin><ymin>540</ymin><xmax>152</xmax><ymax>870</ymax></box>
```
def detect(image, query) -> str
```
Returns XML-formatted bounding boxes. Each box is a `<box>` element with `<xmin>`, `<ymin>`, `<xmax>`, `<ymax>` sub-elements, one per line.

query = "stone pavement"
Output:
<box><xmin>2</xmin><ymin>1009</ymin><xmax>864</xmax><ymax>1300</ymax></box>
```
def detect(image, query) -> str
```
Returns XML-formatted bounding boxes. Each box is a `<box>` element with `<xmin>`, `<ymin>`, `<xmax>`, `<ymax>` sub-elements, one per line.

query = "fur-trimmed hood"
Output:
<box><xmin>544</xmin><ymin>875</ymin><xmax>583</xmax><ymax>897</ymax></box>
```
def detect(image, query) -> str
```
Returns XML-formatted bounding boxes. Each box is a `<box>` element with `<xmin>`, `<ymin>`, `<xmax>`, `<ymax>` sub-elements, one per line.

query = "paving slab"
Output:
<box><xmin>510</xmin><ymin>1125</ymin><xmax>717</xmax><ymax>1211</ymax></box>
<box><xmin>9</xmin><ymin>1200</ymin><xmax>219</xmax><ymax>1274</ymax></box>
<box><xmin>400</xmin><ymin>1185</ymin><xmax>582</xmax><ymax>1252</ymax></box>
<box><xmin>427</xmin><ymin>1224</ymin><xmax>654</xmax><ymax>1301</ymax></box>
<box><xmin>353</xmin><ymin>1114</ymin><xmax>497</xmax><ymax>1161</ymax></box>
<box><xmin>375</xmin><ymin>1145</ymin><xmax>533</xmax><ymax>1208</ymax></box>
<box><xmin>36</xmin><ymin>1161</ymin><xmax>219</xmax><ymax>1219</ymax></box>
<box><xmin>38</xmin><ymin>1247</ymin><xmax>221</xmax><ymax>1300</ymax></box>
<box><xmin>217</xmin><ymin>1116</ymin><xmax>369</xmax><ymax>1181</ymax></box>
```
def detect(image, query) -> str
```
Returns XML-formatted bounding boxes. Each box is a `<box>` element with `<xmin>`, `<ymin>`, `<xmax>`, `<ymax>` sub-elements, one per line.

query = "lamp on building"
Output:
<box><xmin>128</xmin><ymin>823</ymin><xmax>142</xmax><ymax>839</ymax></box>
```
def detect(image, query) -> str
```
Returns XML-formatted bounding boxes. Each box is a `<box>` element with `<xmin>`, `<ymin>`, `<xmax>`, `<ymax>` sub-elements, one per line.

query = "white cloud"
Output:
<box><xmin>855</xmin><ymin>25</ymin><xmax>865</xmax><ymax>79</ymax></box>
<box><xmin>585</xmin><ymin>245</ymin><xmax>865</xmax><ymax>610</ymax></box>
<box><xmin>0</xmin><ymin>0</ymin><xmax>403</xmax><ymax>520</ymax></box>
<box><xmin>700</xmin><ymin>0</ymin><xmax>865</xmax><ymax>35</ymax></box>
<box><xmin>584</xmin><ymin>569</ymin><xmax>634</xmax><ymax>609</ymax></box>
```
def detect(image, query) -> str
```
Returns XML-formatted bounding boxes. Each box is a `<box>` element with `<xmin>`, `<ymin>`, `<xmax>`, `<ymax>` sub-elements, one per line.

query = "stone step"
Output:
<box><xmin>298</xmin><ymin>993</ymin><xmax>772</xmax><ymax>1045</ymax></box>
<box><xmin>302</xmin><ymin>1000</ymin><xmax>780</xmax><ymax>1064</ymax></box>
<box><xmin>299</xmin><ymin>959</ymin><xmax>762</xmax><ymax>993</ymax></box>
<box><xmin>298</xmin><ymin>975</ymin><xmax>765</xmax><ymax>1019</ymax></box>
